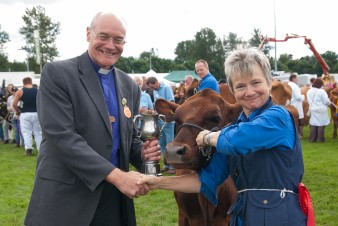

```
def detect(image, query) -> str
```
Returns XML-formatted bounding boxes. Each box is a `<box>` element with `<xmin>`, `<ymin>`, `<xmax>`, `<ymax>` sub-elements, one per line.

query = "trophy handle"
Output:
<box><xmin>158</xmin><ymin>114</ymin><xmax>166</xmax><ymax>132</ymax></box>
<box><xmin>133</xmin><ymin>114</ymin><xmax>142</xmax><ymax>134</ymax></box>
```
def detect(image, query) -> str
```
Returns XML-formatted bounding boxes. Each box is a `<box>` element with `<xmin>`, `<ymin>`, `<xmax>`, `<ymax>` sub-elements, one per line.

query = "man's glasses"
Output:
<box><xmin>91</xmin><ymin>29</ymin><xmax>126</xmax><ymax>45</ymax></box>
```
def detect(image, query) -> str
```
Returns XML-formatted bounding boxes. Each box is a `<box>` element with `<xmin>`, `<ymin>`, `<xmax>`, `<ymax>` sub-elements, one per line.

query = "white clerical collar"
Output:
<box><xmin>98</xmin><ymin>68</ymin><xmax>111</xmax><ymax>75</ymax></box>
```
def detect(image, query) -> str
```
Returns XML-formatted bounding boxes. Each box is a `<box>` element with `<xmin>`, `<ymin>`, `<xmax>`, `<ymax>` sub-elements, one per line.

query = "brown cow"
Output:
<box><xmin>155</xmin><ymin>89</ymin><xmax>241</xmax><ymax>226</ymax></box>
<box><xmin>299</xmin><ymin>86</ymin><xmax>310</xmax><ymax>138</ymax></box>
<box><xmin>329</xmin><ymin>87</ymin><xmax>338</xmax><ymax>138</ymax></box>
<box><xmin>270</xmin><ymin>80</ymin><xmax>292</xmax><ymax>105</ymax></box>
<box><xmin>185</xmin><ymin>79</ymin><xmax>236</xmax><ymax>104</ymax></box>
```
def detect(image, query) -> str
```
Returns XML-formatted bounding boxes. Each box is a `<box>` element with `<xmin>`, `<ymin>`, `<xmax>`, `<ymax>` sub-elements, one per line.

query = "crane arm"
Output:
<box><xmin>258</xmin><ymin>34</ymin><xmax>330</xmax><ymax>75</ymax></box>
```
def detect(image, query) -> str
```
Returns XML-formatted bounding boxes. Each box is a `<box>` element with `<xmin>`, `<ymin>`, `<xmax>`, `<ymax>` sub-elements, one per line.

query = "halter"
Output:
<box><xmin>177</xmin><ymin>122</ymin><xmax>220</xmax><ymax>165</ymax></box>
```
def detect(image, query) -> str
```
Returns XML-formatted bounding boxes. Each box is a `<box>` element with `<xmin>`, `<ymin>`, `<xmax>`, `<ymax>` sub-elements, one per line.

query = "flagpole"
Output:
<box><xmin>274</xmin><ymin>0</ymin><xmax>277</xmax><ymax>72</ymax></box>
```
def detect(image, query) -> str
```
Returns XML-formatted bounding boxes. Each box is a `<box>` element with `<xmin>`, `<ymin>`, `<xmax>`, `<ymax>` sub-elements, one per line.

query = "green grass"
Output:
<box><xmin>0</xmin><ymin>123</ymin><xmax>337</xmax><ymax>226</ymax></box>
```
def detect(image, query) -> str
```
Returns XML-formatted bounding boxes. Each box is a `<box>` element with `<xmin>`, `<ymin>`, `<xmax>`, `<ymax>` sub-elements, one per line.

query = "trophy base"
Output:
<box><xmin>142</xmin><ymin>161</ymin><xmax>162</xmax><ymax>176</ymax></box>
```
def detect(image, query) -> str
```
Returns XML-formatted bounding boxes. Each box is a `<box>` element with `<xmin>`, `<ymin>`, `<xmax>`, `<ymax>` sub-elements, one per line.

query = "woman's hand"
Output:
<box><xmin>196</xmin><ymin>130</ymin><xmax>221</xmax><ymax>147</ymax></box>
<box><xmin>196</xmin><ymin>130</ymin><xmax>211</xmax><ymax>146</ymax></box>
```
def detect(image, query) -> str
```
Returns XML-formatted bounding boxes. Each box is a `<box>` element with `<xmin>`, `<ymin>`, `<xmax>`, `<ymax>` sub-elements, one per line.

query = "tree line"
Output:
<box><xmin>0</xmin><ymin>5</ymin><xmax>337</xmax><ymax>80</ymax></box>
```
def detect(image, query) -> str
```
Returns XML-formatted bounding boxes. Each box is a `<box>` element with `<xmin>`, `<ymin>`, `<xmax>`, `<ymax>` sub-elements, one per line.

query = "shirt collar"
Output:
<box><xmin>88</xmin><ymin>54</ymin><xmax>114</xmax><ymax>75</ymax></box>
<box><xmin>236</xmin><ymin>96</ymin><xmax>274</xmax><ymax>123</ymax></box>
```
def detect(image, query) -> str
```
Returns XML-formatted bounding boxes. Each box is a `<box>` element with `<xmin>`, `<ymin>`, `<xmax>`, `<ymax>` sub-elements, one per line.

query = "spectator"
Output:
<box><xmin>13</xmin><ymin>77</ymin><xmax>41</xmax><ymax>155</ymax></box>
<box><xmin>23</xmin><ymin>11</ymin><xmax>161</xmax><ymax>226</ymax></box>
<box><xmin>185</xmin><ymin>75</ymin><xmax>194</xmax><ymax>87</ymax></box>
<box><xmin>7</xmin><ymin>86</ymin><xmax>21</xmax><ymax>147</ymax></box>
<box><xmin>142</xmin><ymin>75</ymin><xmax>154</xmax><ymax>102</ymax></box>
<box><xmin>0</xmin><ymin>89</ymin><xmax>5</xmax><ymax>143</ymax></box>
<box><xmin>309</xmin><ymin>77</ymin><xmax>315</xmax><ymax>87</ymax></box>
<box><xmin>133</xmin><ymin>76</ymin><xmax>154</xmax><ymax>114</ymax></box>
<box><xmin>2</xmin><ymin>84</ymin><xmax>13</xmax><ymax>144</ymax></box>
<box><xmin>195</xmin><ymin>59</ymin><xmax>220</xmax><ymax>93</ymax></box>
<box><xmin>307</xmin><ymin>78</ymin><xmax>332</xmax><ymax>142</ymax></box>
<box><xmin>288</xmin><ymin>73</ymin><xmax>304</xmax><ymax>136</ymax></box>
<box><xmin>174</xmin><ymin>87</ymin><xmax>186</xmax><ymax>105</ymax></box>
<box><xmin>146</xmin><ymin>76</ymin><xmax>176</xmax><ymax>174</ymax></box>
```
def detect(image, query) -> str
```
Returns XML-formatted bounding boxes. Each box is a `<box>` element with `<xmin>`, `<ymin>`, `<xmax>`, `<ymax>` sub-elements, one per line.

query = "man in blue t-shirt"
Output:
<box><xmin>146</xmin><ymin>76</ymin><xmax>176</xmax><ymax>174</ymax></box>
<box><xmin>133</xmin><ymin>76</ymin><xmax>154</xmax><ymax>114</ymax></box>
<box><xmin>195</xmin><ymin>59</ymin><xmax>220</xmax><ymax>94</ymax></box>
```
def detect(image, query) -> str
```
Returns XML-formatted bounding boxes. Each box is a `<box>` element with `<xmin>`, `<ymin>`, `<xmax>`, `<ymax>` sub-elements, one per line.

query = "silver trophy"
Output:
<box><xmin>133</xmin><ymin>113</ymin><xmax>165</xmax><ymax>176</ymax></box>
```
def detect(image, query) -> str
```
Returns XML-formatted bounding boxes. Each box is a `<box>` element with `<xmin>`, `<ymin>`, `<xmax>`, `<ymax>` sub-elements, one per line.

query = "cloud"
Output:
<box><xmin>0</xmin><ymin>0</ymin><xmax>59</xmax><ymax>5</ymax></box>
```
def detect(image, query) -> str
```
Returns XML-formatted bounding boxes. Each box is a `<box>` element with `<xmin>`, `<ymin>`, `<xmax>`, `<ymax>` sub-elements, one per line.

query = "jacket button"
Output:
<box><xmin>263</xmin><ymin>200</ymin><xmax>268</xmax><ymax>204</ymax></box>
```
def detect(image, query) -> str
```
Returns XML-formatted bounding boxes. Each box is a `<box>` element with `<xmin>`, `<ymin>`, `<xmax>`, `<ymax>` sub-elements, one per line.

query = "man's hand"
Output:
<box><xmin>105</xmin><ymin>169</ymin><xmax>150</xmax><ymax>199</ymax></box>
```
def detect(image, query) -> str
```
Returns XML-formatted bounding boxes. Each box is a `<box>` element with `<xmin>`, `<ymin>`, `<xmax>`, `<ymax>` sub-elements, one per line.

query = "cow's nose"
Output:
<box><xmin>176</xmin><ymin>146</ymin><xmax>186</xmax><ymax>156</ymax></box>
<box><xmin>165</xmin><ymin>144</ymin><xmax>186</xmax><ymax>161</ymax></box>
<box><xmin>165</xmin><ymin>145</ymin><xmax>186</xmax><ymax>156</ymax></box>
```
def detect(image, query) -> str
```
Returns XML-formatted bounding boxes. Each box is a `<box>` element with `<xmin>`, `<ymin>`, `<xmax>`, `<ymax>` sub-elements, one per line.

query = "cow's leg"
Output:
<box><xmin>175</xmin><ymin>192</ymin><xmax>205</xmax><ymax>226</ymax></box>
<box><xmin>332</xmin><ymin>123</ymin><xmax>337</xmax><ymax>139</ymax></box>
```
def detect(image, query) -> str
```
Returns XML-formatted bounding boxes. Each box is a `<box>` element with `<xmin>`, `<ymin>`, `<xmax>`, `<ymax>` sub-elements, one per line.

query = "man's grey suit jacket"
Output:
<box><xmin>24</xmin><ymin>52</ymin><xmax>143</xmax><ymax>226</ymax></box>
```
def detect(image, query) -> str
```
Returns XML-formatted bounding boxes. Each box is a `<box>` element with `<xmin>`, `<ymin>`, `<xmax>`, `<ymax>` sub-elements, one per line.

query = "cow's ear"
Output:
<box><xmin>155</xmin><ymin>99</ymin><xmax>179</xmax><ymax>122</ymax></box>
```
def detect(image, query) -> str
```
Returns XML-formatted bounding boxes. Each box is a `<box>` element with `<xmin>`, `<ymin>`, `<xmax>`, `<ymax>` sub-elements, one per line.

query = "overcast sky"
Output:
<box><xmin>0</xmin><ymin>0</ymin><xmax>336</xmax><ymax>65</ymax></box>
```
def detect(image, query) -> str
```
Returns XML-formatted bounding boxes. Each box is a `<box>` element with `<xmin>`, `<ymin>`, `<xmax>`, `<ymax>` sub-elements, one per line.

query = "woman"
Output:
<box><xmin>138</xmin><ymin>48</ymin><xmax>308</xmax><ymax>226</ymax></box>
<box><xmin>307</xmin><ymin>78</ymin><xmax>331</xmax><ymax>142</ymax></box>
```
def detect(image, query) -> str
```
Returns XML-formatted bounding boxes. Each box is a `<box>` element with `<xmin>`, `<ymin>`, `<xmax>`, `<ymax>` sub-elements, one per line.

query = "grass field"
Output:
<box><xmin>0</xmin><ymin>123</ymin><xmax>337</xmax><ymax>226</ymax></box>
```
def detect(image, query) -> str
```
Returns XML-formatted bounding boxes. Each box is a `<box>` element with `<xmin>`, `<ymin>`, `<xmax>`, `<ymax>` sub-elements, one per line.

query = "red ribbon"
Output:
<box><xmin>298</xmin><ymin>183</ymin><xmax>316</xmax><ymax>226</ymax></box>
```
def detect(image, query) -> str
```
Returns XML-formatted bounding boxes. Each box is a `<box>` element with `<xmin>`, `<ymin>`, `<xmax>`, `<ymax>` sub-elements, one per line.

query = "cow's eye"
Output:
<box><xmin>209</xmin><ymin>116</ymin><xmax>221</xmax><ymax>124</ymax></box>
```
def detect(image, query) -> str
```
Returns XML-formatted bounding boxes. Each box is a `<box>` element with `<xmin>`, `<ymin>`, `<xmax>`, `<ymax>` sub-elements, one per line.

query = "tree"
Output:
<box><xmin>0</xmin><ymin>25</ymin><xmax>10</xmax><ymax>71</ymax></box>
<box><xmin>223</xmin><ymin>32</ymin><xmax>246</xmax><ymax>53</ymax></box>
<box><xmin>192</xmin><ymin>28</ymin><xmax>225</xmax><ymax>79</ymax></box>
<box><xmin>19</xmin><ymin>5</ymin><xmax>60</xmax><ymax>73</ymax></box>
<box><xmin>248</xmin><ymin>28</ymin><xmax>262</xmax><ymax>48</ymax></box>
<box><xmin>174</xmin><ymin>40</ymin><xmax>195</xmax><ymax>65</ymax></box>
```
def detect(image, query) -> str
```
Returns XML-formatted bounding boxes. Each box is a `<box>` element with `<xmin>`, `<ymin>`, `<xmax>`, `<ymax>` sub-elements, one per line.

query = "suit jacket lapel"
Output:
<box><xmin>78</xmin><ymin>53</ymin><xmax>111</xmax><ymax>134</ymax></box>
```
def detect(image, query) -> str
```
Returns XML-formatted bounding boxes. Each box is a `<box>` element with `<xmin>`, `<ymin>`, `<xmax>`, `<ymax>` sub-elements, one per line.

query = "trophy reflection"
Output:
<box><xmin>133</xmin><ymin>113</ymin><xmax>165</xmax><ymax>176</ymax></box>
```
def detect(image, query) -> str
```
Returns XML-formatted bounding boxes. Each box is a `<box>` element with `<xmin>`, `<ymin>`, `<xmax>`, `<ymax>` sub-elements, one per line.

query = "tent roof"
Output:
<box><xmin>164</xmin><ymin>70</ymin><xmax>199</xmax><ymax>82</ymax></box>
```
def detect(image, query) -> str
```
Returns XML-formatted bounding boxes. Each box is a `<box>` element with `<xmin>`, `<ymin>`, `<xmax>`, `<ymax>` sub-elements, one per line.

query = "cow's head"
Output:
<box><xmin>329</xmin><ymin>87</ymin><xmax>338</xmax><ymax>111</ymax></box>
<box><xmin>155</xmin><ymin>89</ymin><xmax>242</xmax><ymax>170</ymax></box>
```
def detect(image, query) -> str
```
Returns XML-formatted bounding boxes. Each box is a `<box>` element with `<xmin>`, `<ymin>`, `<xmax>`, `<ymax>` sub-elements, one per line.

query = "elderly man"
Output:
<box><xmin>24</xmin><ymin>11</ymin><xmax>161</xmax><ymax>226</ymax></box>
<box><xmin>184</xmin><ymin>75</ymin><xmax>194</xmax><ymax>87</ymax></box>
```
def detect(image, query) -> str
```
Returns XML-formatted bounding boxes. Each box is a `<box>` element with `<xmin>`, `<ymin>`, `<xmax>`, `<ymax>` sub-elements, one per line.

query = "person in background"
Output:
<box><xmin>0</xmin><ymin>89</ymin><xmax>5</xmax><ymax>143</ymax></box>
<box><xmin>2</xmin><ymin>83</ymin><xmax>13</xmax><ymax>144</ymax></box>
<box><xmin>24</xmin><ymin>11</ymin><xmax>161</xmax><ymax>226</ymax></box>
<box><xmin>307</xmin><ymin>78</ymin><xmax>332</xmax><ymax>142</ymax></box>
<box><xmin>146</xmin><ymin>76</ymin><xmax>176</xmax><ymax>174</ymax></box>
<box><xmin>13</xmin><ymin>77</ymin><xmax>41</xmax><ymax>155</ymax></box>
<box><xmin>184</xmin><ymin>75</ymin><xmax>194</xmax><ymax>87</ymax></box>
<box><xmin>195</xmin><ymin>59</ymin><xmax>220</xmax><ymax>93</ymax></box>
<box><xmin>309</xmin><ymin>77</ymin><xmax>315</xmax><ymax>87</ymax></box>
<box><xmin>138</xmin><ymin>48</ymin><xmax>309</xmax><ymax>226</ymax></box>
<box><xmin>288</xmin><ymin>73</ymin><xmax>304</xmax><ymax>136</ymax></box>
<box><xmin>174</xmin><ymin>87</ymin><xmax>186</xmax><ymax>105</ymax></box>
<box><xmin>7</xmin><ymin>86</ymin><xmax>21</xmax><ymax>147</ymax></box>
<box><xmin>142</xmin><ymin>75</ymin><xmax>154</xmax><ymax>103</ymax></box>
<box><xmin>133</xmin><ymin>75</ymin><xmax>154</xmax><ymax>114</ymax></box>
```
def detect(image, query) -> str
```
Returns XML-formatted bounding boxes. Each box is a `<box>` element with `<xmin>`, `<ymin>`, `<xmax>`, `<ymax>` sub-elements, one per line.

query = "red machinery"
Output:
<box><xmin>258</xmin><ymin>34</ymin><xmax>330</xmax><ymax>76</ymax></box>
